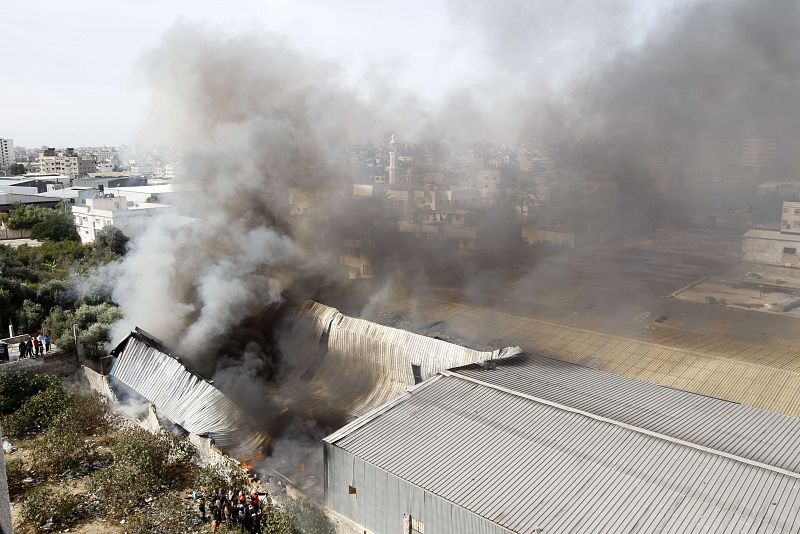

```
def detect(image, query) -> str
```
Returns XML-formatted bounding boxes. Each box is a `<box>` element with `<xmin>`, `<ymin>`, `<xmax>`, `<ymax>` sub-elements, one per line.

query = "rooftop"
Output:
<box><xmin>327</xmin><ymin>371</ymin><xmax>800</xmax><ymax>533</ymax></box>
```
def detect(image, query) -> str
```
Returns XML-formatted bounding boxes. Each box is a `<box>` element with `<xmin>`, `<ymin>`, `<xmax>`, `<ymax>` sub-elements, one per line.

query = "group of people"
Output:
<box><xmin>18</xmin><ymin>333</ymin><xmax>51</xmax><ymax>358</ymax></box>
<box><xmin>196</xmin><ymin>488</ymin><xmax>267</xmax><ymax>533</ymax></box>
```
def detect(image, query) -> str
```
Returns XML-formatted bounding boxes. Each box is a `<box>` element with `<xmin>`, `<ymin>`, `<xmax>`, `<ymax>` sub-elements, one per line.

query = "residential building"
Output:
<box><xmin>781</xmin><ymin>201</ymin><xmax>800</xmax><ymax>234</ymax></box>
<box><xmin>740</xmin><ymin>137</ymin><xmax>777</xmax><ymax>169</ymax></box>
<box><xmin>340</xmin><ymin>239</ymin><xmax>374</xmax><ymax>279</ymax></box>
<box><xmin>0</xmin><ymin>138</ymin><xmax>14</xmax><ymax>171</ymax></box>
<box><xmin>71</xmin><ymin>194</ymin><xmax>171</xmax><ymax>243</ymax></box>
<box><xmin>38</xmin><ymin>148</ymin><xmax>96</xmax><ymax>177</ymax></box>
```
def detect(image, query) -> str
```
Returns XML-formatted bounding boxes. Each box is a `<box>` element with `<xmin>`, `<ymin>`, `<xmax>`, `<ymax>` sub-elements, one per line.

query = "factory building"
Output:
<box><xmin>324</xmin><ymin>354</ymin><xmax>800</xmax><ymax>533</ymax></box>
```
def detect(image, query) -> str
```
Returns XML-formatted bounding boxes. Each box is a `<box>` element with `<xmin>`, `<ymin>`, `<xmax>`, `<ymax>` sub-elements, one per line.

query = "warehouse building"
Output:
<box><xmin>324</xmin><ymin>354</ymin><xmax>800</xmax><ymax>533</ymax></box>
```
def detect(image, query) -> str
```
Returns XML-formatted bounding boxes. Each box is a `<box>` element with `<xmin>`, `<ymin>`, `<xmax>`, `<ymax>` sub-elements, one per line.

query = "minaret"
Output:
<box><xmin>387</xmin><ymin>134</ymin><xmax>398</xmax><ymax>185</ymax></box>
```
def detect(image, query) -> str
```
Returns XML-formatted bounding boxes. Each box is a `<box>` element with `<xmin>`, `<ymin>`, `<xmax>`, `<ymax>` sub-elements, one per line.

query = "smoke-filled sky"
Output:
<box><xmin>2</xmin><ymin>0</ymin><xmax>680</xmax><ymax>147</ymax></box>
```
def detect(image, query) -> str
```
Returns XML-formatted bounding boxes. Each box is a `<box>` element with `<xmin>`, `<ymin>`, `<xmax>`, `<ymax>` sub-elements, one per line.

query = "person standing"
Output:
<box><xmin>18</xmin><ymin>341</ymin><xmax>26</xmax><ymax>359</ymax></box>
<box><xmin>198</xmin><ymin>496</ymin><xmax>207</xmax><ymax>522</ymax></box>
<box><xmin>25</xmin><ymin>339</ymin><xmax>33</xmax><ymax>359</ymax></box>
<box><xmin>43</xmin><ymin>334</ymin><xmax>51</xmax><ymax>353</ymax></box>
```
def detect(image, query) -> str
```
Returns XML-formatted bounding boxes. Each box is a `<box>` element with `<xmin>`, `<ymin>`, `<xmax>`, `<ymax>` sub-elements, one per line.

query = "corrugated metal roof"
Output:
<box><xmin>327</xmin><ymin>373</ymin><xmax>800</xmax><ymax>533</ymax></box>
<box><xmin>291</xmin><ymin>301</ymin><xmax>521</xmax><ymax>415</ymax></box>
<box><xmin>456</xmin><ymin>354</ymin><xmax>800</xmax><ymax>474</ymax></box>
<box><xmin>376</xmin><ymin>297</ymin><xmax>800</xmax><ymax>418</ymax></box>
<box><xmin>110</xmin><ymin>332</ymin><xmax>268</xmax><ymax>458</ymax></box>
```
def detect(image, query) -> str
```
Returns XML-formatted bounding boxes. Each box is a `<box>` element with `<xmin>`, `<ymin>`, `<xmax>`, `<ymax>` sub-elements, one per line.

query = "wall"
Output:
<box><xmin>521</xmin><ymin>227</ymin><xmax>576</xmax><ymax>248</ymax></box>
<box><xmin>325</xmin><ymin>445</ymin><xmax>512</xmax><ymax>534</ymax></box>
<box><xmin>0</xmin><ymin>429</ymin><xmax>12</xmax><ymax>534</ymax></box>
<box><xmin>0</xmin><ymin>227</ymin><xmax>30</xmax><ymax>240</ymax></box>
<box><xmin>742</xmin><ymin>235</ymin><xmax>800</xmax><ymax>265</ymax></box>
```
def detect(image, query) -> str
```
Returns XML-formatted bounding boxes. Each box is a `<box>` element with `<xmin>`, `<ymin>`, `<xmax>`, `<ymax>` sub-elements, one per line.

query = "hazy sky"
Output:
<box><xmin>2</xmin><ymin>0</ymin><xmax>483</xmax><ymax>147</ymax></box>
<box><xmin>1</xmin><ymin>0</ymin><xmax>677</xmax><ymax>148</ymax></box>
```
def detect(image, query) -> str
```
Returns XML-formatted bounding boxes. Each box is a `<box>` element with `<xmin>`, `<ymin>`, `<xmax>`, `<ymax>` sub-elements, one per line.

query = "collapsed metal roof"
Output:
<box><xmin>107</xmin><ymin>303</ymin><xmax>520</xmax><ymax>455</ymax></box>
<box><xmin>326</xmin><ymin>372</ymin><xmax>800</xmax><ymax>533</ymax></box>
<box><xmin>290</xmin><ymin>301</ymin><xmax>522</xmax><ymax>415</ymax></box>
<box><xmin>110</xmin><ymin>329</ymin><xmax>268</xmax><ymax>458</ymax></box>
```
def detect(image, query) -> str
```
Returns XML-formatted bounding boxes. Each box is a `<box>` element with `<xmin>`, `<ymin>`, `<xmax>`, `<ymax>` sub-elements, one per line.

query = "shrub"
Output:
<box><xmin>56</xmin><ymin>391</ymin><xmax>108</xmax><ymax>436</ymax></box>
<box><xmin>0</xmin><ymin>373</ymin><xmax>60</xmax><ymax>414</ymax></box>
<box><xmin>123</xmin><ymin>491</ymin><xmax>201</xmax><ymax>534</ymax></box>
<box><xmin>3</xmin><ymin>383</ymin><xmax>68</xmax><ymax>437</ymax></box>
<box><xmin>18</xmin><ymin>485</ymin><xmax>85</xmax><ymax>532</ymax></box>
<box><xmin>281</xmin><ymin>496</ymin><xmax>335</xmax><ymax>534</ymax></box>
<box><xmin>6</xmin><ymin>457</ymin><xmax>30</xmax><ymax>497</ymax></box>
<box><xmin>90</xmin><ymin>428</ymin><xmax>195</xmax><ymax>518</ymax></box>
<box><xmin>94</xmin><ymin>226</ymin><xmax>129</xmax><ymax>256</ymax></box>
<box><xmin>29</xmin><ymin>426</ymin><xmax>92</xmax><ymax>476</ymax></box>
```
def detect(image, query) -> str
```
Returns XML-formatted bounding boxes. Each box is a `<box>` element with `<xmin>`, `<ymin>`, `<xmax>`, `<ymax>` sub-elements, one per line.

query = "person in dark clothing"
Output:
<box><xmin>198</xmin><ymin>496</ymin><xmax>207</xmax><ymax>521</ymax></box>
<box><xmin>18</xmin><ymin>341</ymin><xmax>26</xmax><ymax>358</ymax></box>
<box><xmin>25</xmin><ymin>340</ymin><xmax>33</xmax><ymax>358</ymax></box>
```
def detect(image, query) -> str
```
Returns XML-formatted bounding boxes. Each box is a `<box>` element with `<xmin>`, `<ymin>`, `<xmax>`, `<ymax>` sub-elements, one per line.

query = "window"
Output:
<box><xmin>348</xmin><ymin>485</ymin><xmax>357</xmax><ymax>495</ymax></box>
<box><xmin>411</xmin><ymin>364</ymin><xmax>423</xmax><ymax>385</ymax></box>
<box><xmin>410</xmin><ymin>517</ymin><xmax>424</xmax><ymax>534</ymax></box>
<box><xmin>783</xmin><ymin>247</ymin><xmax>796</xmax><ymax>255</ymax></box>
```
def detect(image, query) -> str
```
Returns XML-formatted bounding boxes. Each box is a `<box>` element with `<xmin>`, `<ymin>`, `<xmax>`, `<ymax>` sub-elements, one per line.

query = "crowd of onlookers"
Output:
<box><xmin>17</xmin><ymin>333</ymin><xmax>52</xmax><ymax>358</ymax></box>
<box><xmin>196</xmin><ymin>488</ymin><xmax>267</xmax><ymax>533</ymax></box>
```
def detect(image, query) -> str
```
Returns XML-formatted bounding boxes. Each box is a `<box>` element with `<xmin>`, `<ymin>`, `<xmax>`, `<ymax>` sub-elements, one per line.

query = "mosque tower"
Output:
<box><xmin>387</xmin><ymin>134</ymin><xmax>398</xmax><ymax>185</ymax></box>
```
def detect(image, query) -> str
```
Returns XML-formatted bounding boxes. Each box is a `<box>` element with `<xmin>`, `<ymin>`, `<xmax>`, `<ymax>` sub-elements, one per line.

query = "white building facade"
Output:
<box><xmin>72</xmin><ymin>194</ymin><xmax>171</xmax><ymax>243</ymax></box>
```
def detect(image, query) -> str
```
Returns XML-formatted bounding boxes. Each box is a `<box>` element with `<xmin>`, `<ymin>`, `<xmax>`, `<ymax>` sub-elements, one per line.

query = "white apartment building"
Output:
<box><xmin>0</xmin><ymin>139</ymin><xmax>14</xmax><ymax>171</ymax></box>
<box><xmin>72</xmin><ymin>194</ymin><xmax>171</xmax><ymax>243</ymax></box>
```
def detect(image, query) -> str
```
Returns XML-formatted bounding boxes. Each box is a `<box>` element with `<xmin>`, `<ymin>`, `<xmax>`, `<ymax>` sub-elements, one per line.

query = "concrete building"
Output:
<box><xmin>0</xmin><ymin>138</ymin><xmax>14</xmax><ymax>171</ymax></box>
<box><xmin>740</xmin><ymin>137</ymin><xmax>777</xmax><ymax>169</ymax></box>
<box><xmin>325</xmin><ymin>356</ymin><xmax>800</xmax><ymax>533</ymax></box>
<box><xmin>780</xmin><ymin>201</ymin><xmax>800</xmax><ymax>234</ymax></box>
<box><xmin>742</xmin><ymin>201</ymin><xmax>800</xmax><ymax>265</ymax></box>
<box><xmin>71</xmin><ymin>194</ymin><xmax>171</xmax><ymax>243</ymax></box>
<box><xmin>340</xmin><ymin>239</ymin><xmax>374</xmax><ymax>279</ymax></box>
<box><xmin>741</xmin><ymin>229</ymin><xmax>800</xmax><ymax>266</ymax></box>
<box><xmin>38</xmin><ymin>148</ymin><xmax>96</xmax><ymax>177</ymax></box>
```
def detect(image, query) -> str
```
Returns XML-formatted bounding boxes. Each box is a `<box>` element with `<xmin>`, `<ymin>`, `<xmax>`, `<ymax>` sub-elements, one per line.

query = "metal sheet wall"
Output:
<box><xmin>325</xmin><ymin>444</ymin><xmax>513</xmax><ymax>534</ymax></box>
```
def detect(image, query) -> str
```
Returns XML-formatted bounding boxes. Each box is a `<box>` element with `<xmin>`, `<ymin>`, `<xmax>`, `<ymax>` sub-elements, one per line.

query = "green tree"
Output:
<box><xmin>8</xmin><ymin>163</ymin><xmax>27</xmax><ymax>176</ymax></box>
<box><xmin>16</xmin><ymin>299</ymin><xmax>45</xmax><ymax>333</ymax></box>
<box><xmin>94</xmin><ymin>225</ymin><xmax>129</xmax><ymax>256</ymax></box>
<box><xmin>30</xmin><ymin>211</ymin><xmax>80</xmax><ymax>241</ymax></box>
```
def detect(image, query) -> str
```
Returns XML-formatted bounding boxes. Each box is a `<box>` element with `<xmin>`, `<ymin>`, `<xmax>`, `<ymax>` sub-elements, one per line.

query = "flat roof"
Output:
<box><xmin>743</xmin><ymin>229</ymin><xmax>800</xmax><ymax>242</ymax></box>
<box><xmin>327</xmin><ymin>372</ymin><xmax>800</xmax><ymax>533</ymax></box>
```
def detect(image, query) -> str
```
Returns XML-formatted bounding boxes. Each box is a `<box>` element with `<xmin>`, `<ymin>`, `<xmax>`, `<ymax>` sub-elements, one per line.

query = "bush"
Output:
<box><xmin>90</xmin><ymin>428</ymin><xmax>195</xmax><ymax>518</ymax></box>
<box><xmin>29</xmin><ymin>426</ymin><xmax>91</xmax><ymax>476</ymax></box>
<box><xmin>94</xmin><ymin>226</ymin><xmax>129</xmax><ymax>256</ymax></box>
<box><xmin>3</xmin><ymin>383</ymin><xmax>68</xmax><ymax>437</ymax></box>
<box><xmin>281</xmin><ymin>496</ymin><xmax>335</xmax><ymax>534</ymax></box>
<box><xmin>6</xmin><ymin>457</ymin><xmax>30</xmax><ymax>497</ymax></box>
<box><xmin>16</xmin><ymin>299</ymin><xmax>45</xmax><ymax>333</ymax></box>
<box><xmin>56</xmin><ymin>391</ymin><xmax>108</xmax><ymax>436</ymax></box>
<box><xmin>18</xmin><ymin>485</ymin><xmax>85</xmax><ymax>532</ymax></box>
<box><xmin>30</xmin><ymin>212</ymin><xmax>80</xmax><ymax>242</ymax></box>
<box><xmin>0</xmin><ymin>373</ymin><xmax>60</xmax><ymax>414</ymax></box>
<box><xmin>123</xmin><ymin>491</ymin><xmax>201</xmax><ymax>534</ymax></box>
